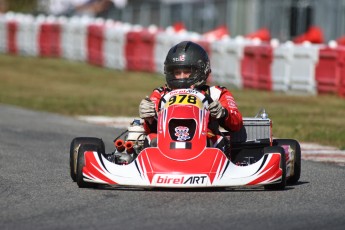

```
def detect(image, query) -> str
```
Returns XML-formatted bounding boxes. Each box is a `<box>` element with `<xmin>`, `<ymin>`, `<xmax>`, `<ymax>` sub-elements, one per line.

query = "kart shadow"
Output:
<box><xmin>95</xmin><ymin>181</ymin><xmax>309</xmax><ymax>192</ymax></box>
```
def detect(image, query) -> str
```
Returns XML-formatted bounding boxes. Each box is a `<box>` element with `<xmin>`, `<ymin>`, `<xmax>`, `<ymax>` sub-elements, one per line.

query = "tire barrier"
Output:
<box><xmin>0</xmin><ymin>12</ymin><xmax>344</xmax><ymax>99</ymax></box>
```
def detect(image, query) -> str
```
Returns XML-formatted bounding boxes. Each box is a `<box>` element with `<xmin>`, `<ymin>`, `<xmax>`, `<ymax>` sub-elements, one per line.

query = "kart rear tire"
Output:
<box><xmin>273</xmin><ymin>139</ymin><xmax>301</xmax><ymax>185</ymax></box>
<box><xmin>264</xmin><ymin>146</ymin><xmax>286</xmax><ymax>190</ymax></box>
<box><xmin>76</xmin><ymin>143</ymin><xmax>102</xmax><ymax>188</ymax></box>
<box><xmin>70</xmin><ymin>137</ymin><xmax>105</xmax><ymax>182</ymax></box>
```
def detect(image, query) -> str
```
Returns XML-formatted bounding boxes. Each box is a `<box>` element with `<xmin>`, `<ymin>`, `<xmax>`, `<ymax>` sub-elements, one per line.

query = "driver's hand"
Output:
<box><xmin>208</xmin><ymin>101</ymin><xmax>226</xmax><ymax>119</ymax></box>
<box><xmin>139</xmin><ymin>97</ymin><xmax>156</xmax><ymax>119</ymax></box>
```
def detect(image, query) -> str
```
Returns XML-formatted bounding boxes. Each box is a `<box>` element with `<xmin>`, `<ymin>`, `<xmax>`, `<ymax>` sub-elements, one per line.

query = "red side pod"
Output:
<box><xmin>83</xmin><ymin>151</ymin><xmax>117</xmax><ymax>184</ymax></box>
<box><xmin>247</xmin><ymin>154</ymin><xmax>282</xmax><ymax>185</ymax></box>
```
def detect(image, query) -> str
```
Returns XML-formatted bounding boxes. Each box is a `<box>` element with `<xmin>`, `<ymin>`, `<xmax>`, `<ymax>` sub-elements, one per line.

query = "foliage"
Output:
<box><xmin>6</xmin><ymin>0</ymin><xmax>37</xmax><ymax>13</ymax></box>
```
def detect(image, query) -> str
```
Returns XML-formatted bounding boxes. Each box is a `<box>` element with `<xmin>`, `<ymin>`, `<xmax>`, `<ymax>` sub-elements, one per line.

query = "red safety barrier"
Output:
<box><xmin>125</xmin><ymin>30</ymin><xmax>141</xmax><ymax>71</ymax></box>
<box><xmin>50</xmin><ymin>23</ymin><xmax>61</xmax><ymax>57</ymax></box>
<box><xmin>7</xmin><ymin>20</ymin><xmax>17</xmax><ymax>54</ymax></box>
<box><xmin>125</xmin><ymin>29</ymin><xmax>157</xmax><ymax>72</ymax></box>
<box><xmin>257</xmin><ymin>44</ymin><xmax>273</xmax><ymax>91</ymax></box>
<box><xmin>87</xmin><ymin>23</ymin><xmax>104</xmax><ymax>66</ymax></box>
<box><xmin>87</xmin><ymin>23</ymin><xmax>105</xmax><ymax>66</ymax></box>
<box><xmin>336</xmin><ymin>35</ymin><xmax>345</xmax><ymax>46</ymax></box>
<box><xmin>139</xmin><ymin>30</ymin><xmax>156</xmax><ymax>72</ymax></box>
<box><xmin>241</xmin><ymin>44</ymin><xmax>273</xmax><ymax>91</ymax></box>
<box><xmin>315</xmin><ymin>47</ymin><xmax>345</xmax><ymax>95</ymax></box>
<box><xmin>241</xmin><ymin>46</ymin><xmax>258</xmax><ymax>89</ymax></box>
<box><xmin>38</xmin><ymin>22</ymin><xmax>61</xmax><ymax>57</ymax></box>
<box><xmin>339</xmin><ymin>67</ymin><xmax>345</xmax><ymax>98</ymax></box>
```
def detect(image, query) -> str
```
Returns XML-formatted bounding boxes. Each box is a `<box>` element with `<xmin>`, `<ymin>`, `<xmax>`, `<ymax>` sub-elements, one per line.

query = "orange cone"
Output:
<box><xmin>173</xmin><ymin>22</ymin><xmax>186</xmax><ymax>32</ymax></box>
<box><xmin>203</xmin><ymin>25</ymin><xmax>230</xmax><ymax>41</ymax></box>
<box><xmin>293</xmin><ymin>26</ymin><xmax>324</xmax><ymax>44</ymax></box>
<box><xmin>245</xmin><ymin>28</ymin><xmax>271</xmax><ymax>42</ymax></box>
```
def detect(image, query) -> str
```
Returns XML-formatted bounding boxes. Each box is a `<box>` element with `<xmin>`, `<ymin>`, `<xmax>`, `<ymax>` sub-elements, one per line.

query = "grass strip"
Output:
<box><xmin>1</xmin><ymin>54</ymin><xmax>344</xmax><ymax>149</ymax></box>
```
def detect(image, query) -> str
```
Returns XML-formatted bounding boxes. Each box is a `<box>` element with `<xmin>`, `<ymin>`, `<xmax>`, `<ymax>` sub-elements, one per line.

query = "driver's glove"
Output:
<box><xmin>208</xmin><ymin>101</ymin><xmax>226</xmax><ymax>119</ymax></box>
<box><xmin>139</xmin><ymin>98</ymin><xmax>156</xmax><ymax>119</ymax></box>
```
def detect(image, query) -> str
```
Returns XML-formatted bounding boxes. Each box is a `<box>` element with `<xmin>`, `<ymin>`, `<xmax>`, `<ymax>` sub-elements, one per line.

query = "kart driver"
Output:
<box><xmin>139</xmin><ymin>41</ymin><xmax>243</xmax><ymax>149</ymax></box>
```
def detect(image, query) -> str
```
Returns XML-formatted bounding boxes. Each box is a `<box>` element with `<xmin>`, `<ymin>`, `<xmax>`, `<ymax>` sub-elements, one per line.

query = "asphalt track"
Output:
<box><xmin>0</xmin><ymin>104</ymin><xmax>344</xmax><ymax>230</ymax></box>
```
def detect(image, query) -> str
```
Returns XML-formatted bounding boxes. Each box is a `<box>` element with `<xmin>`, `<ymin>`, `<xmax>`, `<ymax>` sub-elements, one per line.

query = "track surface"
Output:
<box><xmin>1</xmin><ymin>104</ymin><xmax>344</xmax><ymax>230</ymax></box>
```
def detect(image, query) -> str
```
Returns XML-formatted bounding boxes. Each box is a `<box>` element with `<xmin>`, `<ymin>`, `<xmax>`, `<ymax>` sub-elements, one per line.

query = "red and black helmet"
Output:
<box><xmin>164</xmin><ymin>41</ymin><xmax>211</xmax><ymax>89</ymax></box>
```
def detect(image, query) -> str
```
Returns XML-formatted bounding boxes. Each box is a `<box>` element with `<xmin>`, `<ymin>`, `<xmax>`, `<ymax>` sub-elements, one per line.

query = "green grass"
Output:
<box><xmin>1</xmin><ymin>54</ymin><xmax>345</xmax><ymax>149</ymax></box>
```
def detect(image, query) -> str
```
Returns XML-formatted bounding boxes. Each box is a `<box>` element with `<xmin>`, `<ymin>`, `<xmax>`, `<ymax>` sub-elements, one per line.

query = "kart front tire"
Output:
<box><xmin>69</xmin><ymin>137</ymin><xmax>105</xmax><ymax>182</ymax></box>
<box><xmin>264</xmin><ymin>146</ymin><xmax>286</xmax><ymax>191</ymax></box>
<box><xmin>76</xmin><ymin>143</ymin><xmax>101</xmax><ymax>188</ymax></box>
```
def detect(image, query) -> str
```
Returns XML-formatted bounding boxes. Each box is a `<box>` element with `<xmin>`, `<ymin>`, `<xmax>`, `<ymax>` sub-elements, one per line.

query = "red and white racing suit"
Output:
<box><xmin>143</xmin><ymin>85</ymin><xmax>243</xmax><ymax>136</ymax></box>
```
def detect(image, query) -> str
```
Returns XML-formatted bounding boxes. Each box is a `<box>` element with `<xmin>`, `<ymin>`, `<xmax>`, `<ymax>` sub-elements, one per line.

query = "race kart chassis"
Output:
<box><xmin>70</xmin><ymin>90</ymin><xmax>301</xmax><ymax>190</ymax></box>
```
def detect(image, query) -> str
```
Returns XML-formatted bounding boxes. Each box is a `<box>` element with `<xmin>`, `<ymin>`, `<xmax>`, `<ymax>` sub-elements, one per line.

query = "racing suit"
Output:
<box><xmin>143</xmin><ymin>85</ymin><xmax>243</xmax><ymax>139</ymax></box>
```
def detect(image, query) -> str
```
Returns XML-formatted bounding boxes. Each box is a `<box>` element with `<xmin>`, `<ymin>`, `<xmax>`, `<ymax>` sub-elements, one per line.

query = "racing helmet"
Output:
<box><xmin>164</xmin><ymin>41</ymin><xmax>211</xmax><ymax>89</ymax></box>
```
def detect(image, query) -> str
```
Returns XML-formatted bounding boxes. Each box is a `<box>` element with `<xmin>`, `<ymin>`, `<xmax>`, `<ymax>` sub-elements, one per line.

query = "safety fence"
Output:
<box><xmin>1</xmin><ymin>13</ymin><xmax>345</xmax><ymax>98</ymax></box>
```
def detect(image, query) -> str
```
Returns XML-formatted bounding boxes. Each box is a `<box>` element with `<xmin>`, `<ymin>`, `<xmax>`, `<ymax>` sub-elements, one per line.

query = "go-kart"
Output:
<box><xmin>70</xmin><ymin>88</ymin><xmax>301</xmax><ymax>190</ymax></box>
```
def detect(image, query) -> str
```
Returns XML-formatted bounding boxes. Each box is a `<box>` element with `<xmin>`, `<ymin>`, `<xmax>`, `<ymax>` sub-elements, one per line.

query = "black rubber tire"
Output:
<box><xmin>273</xmin><ymin>139</ymin><xmax>301</xmax><ymax>185</ymax></box>
<box><xmin>76</xmin><ymin>143</ymin><xmax>103</xmax><ymax>188</ymax></box>
<box><xmin>70</xmin><ymin>137</ymin><xmax>105</xmax><ymax>182</ymax></box>
<box><xmin>264</xmin><ymin>146</ymin><xmax>286</xmax><ymax>190</ymax></box>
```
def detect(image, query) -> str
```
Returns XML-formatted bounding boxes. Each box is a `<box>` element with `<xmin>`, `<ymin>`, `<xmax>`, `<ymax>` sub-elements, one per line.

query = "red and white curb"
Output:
<box><xmin>78</xmin><ymin>116</ymin><xmax>345</xmax><ymax>166</ymax></box>
<box><xmin>78</xmin><ymin>116</ymin><xmax>136</xmax><ymax>128</ymax></box>
<box><xmin>300</xmin><ymin>143</ymin><xmax>345</xmax><ymax>166</ymax></box>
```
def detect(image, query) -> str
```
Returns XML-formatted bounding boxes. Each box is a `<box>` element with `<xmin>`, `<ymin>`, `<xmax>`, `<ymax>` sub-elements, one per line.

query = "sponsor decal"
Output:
<box><xmin>175</xmin><ymin>126</ymin><xmax>191</xmax><ymax>141</ymax></box>
<box><xmin>161</xmin><ymin>90</ymin><xmax>206</xmax><ymax>110</ymax></box>
<box><xmin>172</xmin><ymin>55</ymin><xmax>185</xmax><ymax>62</ymax></box>
<box><xmin>225</xmin><ymin>95</ymin><xmax>237</xmax><ymax>107</ymax></box>
<box><xmin>169</xmin><ymin>89</ymin><xmax>200</xmax><ymax>95</ymax></box>
<box><xmin>153</xmin><ymin>174</ymin><xmax>209</xmax><ymax>186</ymax></box>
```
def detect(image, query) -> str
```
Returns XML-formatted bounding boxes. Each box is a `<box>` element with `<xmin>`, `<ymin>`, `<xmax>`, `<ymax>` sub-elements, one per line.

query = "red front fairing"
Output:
<box><xmin>136</xmin><ymin>147</ymin><xmax>227</xmax><ymax>185</ymax></box>
<box><xmin>157</xmin><ymin>103</ymin><xmax>209</xmax><ymax>161</ymax></box>
<box><xmin>81</xmin><ymin>89</ymin><xmax>283</xmax><ymax>188</ymax></box>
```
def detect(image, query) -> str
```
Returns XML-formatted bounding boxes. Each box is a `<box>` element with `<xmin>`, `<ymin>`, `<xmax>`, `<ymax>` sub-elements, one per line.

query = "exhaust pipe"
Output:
<box><xmin>114</xmin><ymin>139</ymin><xmax>125</xmax><ymax>152</ymax></box>
<box><xmin>125</xmin><ymin>141</ymin><xmax>134</xmax><ymax>154</ymax></box>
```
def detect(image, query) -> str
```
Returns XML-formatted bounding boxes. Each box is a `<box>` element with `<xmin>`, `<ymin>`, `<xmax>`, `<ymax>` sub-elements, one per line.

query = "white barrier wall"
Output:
<box><xmin>0</xmin><ymin>15</ymin><xmax>7</xmax><ymax>53</ymax></box>
<box><xmin>289</xmin><ymin>44</ymin><xmax>321</xmax><ymax>95</ymax></box>
<box><xmin>61</xmin><ymin>16</ymin><xmax>91</xmax><ymax>62</ymax></box>
<box><xmin>271</xmin><ymin>42</ymin><xmax>294</xmax><ymax>92</ymax></box>
<box><xmin>60</xmin><ymin>16</ymin><xmax>76</xmax><ymax>60</ymax></box>
<box><xmin>211</xmin><ymin>37</ymin><xmax>260</xmax><ymax>88</ymax></box>
<box><xmin>103</xmin><ymin>22</ymin><xmax>129</xmax><ymax>70</ymax></box>
<box><xmin>1</xmin><ymin>12</ymin><xmax>343</xmax><ymax>98</ymax></box>
<box><xmin>210</xmin><ymin>39</ymin><xmax>228</xmax><ymax>85</ymax></box>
